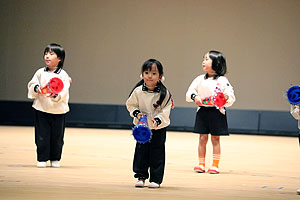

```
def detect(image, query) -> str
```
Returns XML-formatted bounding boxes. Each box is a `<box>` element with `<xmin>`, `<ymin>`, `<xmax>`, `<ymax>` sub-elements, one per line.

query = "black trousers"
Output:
<box><xmin>34</xmin><ymin>109</ymin><xmax>66</xmax><ymax>162</ymax></box>
<box><xmin>133</xmin><ymin>127</ymin><xmax>166</xmax><ymax>184</ymax></box>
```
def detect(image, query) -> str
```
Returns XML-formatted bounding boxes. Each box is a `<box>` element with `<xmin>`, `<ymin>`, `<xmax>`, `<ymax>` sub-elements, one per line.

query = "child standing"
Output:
<box><xmin>290</xmin><ymin>104</ymin><xmax>300</xmax><ymax>194</ymax></box>
<box><xmin>126</xmin><ymin>59</ymin><xmax>173</xmax><ymax>188</ymax></box>
<box><xmin>28</xmin><ymin>43</ymin><xmax>71</xmax><ymax>168</ymax></box>
<box><xmin>186</xmin><ymin>50</ymin><xmax>235</xmax><ymax>174</ymax></box>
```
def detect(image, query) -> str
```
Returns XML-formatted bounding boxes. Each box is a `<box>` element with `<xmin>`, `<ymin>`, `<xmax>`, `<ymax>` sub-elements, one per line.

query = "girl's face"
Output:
<box><xmin>142</xmin><ymin>64</ymin><xmax>162</xmax><ymax>89</ymax></box>
<box><xmin>44</xmin><ymin>50</ymin><xmax>61</xmax><ymax>69</ymax></box>
<box><xmin>202</xmin><ymin>52</ymin><xmax>215</xmax><ymax>74</ymax></box>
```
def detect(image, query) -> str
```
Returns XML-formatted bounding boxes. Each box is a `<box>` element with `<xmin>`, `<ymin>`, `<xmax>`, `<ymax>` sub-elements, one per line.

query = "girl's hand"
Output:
<box><xmin>171</xmin><ymin>97</ymin><xmax>175</xmax><ymax>109</ymax></box>
<box><xmin>137</xmin><ymin>113</ymin><xmax>145</xmax><ymax>120</ymax></box>
<box><xmin>194</xmin><ymin>96</ymin><xmax>203</xmax><ymax>106</ymax></box>
<box><xmin>36</xmin><ymin>88</ymin><xmax>41</xmax><ymax>94</ymax></box>
<box><xmin>47</xmin><ymin>93</ymin><xmax>57</xmax><ymax>98</ymax></box>
<box><xmin>34</xmin><ymin>86</ymin><xmax>41</xmax><ymax>94</ymax></box>
<box><xmin>223</xmin><ymin>94</ymin><xmax>229</xmax><ymax>100</ymax></box>
<box><xmin>152</xmin><ymin>120</ymin><xmax>158</xmax><ymax>130</ymax></box>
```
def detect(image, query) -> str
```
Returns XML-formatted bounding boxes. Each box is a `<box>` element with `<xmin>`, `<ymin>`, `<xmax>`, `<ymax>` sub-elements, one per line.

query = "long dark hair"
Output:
<box><xmin>129</xmin><ymin>59</ymin><xmax>170</xmax><ymax>107</ymax></box>
<box><xmin>208</xmin><ymin>50</ymin><xmax>227</xmax><ymax>78</ymax></box>
<box><xmin>43</xmin><ymin>43</ymin><xmax>65</xmax><ymax>69</ymax></box>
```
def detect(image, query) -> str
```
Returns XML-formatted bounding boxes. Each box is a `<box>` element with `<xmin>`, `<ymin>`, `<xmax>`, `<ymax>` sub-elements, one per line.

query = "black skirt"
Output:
<box><xmin>193</xmin><ymin>106</ymin><xmax>229</xmax><ymax>136</ymax></box>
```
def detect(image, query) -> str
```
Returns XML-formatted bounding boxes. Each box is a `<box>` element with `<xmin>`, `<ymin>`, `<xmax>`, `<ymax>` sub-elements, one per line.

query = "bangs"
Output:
<box><xmin>142</xmin><ymin>63</ymin><xmax>156</xmax><ymax>72</ymax></box>
<box><xmin>44</xmin><ymin>44</ymin><xmax>62</xmax><ymax>56</ymax></box>
<box><xmin>141</xmin><ymin>58</ymin><xmax>163</xmax><ymax>75</ymax></box>
<box><xmin>43</xmin><ymin>46</ymin><xmax>51</xmax><ymax>55</ymax></box>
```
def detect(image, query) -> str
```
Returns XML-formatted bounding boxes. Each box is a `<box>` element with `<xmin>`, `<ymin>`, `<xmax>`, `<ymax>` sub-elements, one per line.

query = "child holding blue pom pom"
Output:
<box><xmin>126</xmin><ymin>59</ymin><xmax>173</xmax><ymax>188</ymax></box>
<box><xmin>290</xmin><ymin>104</ymin><xmax>300</xmax><ymax>195</ymax></box>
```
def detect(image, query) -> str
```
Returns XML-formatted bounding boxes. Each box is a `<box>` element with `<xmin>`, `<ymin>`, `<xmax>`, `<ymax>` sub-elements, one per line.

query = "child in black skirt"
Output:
<box><xmin>186</xmin><ymin>50</ymin><xmax>235</xmax><ymax>174</ymax></box>
<box><xmin>126</xmin><ymin>59</ymin><xmax>173</xmax><ymax>188</ymax></box>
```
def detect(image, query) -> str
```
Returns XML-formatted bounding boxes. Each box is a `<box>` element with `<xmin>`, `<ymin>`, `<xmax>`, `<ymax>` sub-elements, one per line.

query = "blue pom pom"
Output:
<box><xmin>133</xmin><ymin>125</ymin><xmax>152</xmax><ymax>143</ymax></box>
<box><xmin>132</xmin><ymin>115</ymin><xmax>152</xmax><ymax>143</ymax></box>
<box><xmin>287</xmin><ymin>86</ymin><xmax>300</xmax><ymax>105</ymax></box>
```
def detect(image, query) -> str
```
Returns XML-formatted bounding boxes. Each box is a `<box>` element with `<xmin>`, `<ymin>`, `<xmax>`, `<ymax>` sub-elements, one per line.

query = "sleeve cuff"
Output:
<box><xmin>34</xmin><ymin>85</ymin><xmax>40</xmax><ymax>93</ymax></box>
<box><xmin>154</xmin><ymin>117</ymin><xmax>162</xmax><ymax>126</ymax></box>
<box><xmin>191</xmin><ymin>94</ymin><xmax>197</xmax><ymax>101</ymax></box>
<box><xmin>133</xmin><ymin>110</ymin><xmax>141</xmax><ymax>118</ymax></box>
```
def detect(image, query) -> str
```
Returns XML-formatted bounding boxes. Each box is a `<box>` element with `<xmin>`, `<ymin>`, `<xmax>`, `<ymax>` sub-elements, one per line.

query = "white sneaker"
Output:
<box><xmin>194</xmin><ymin>165</ymin><xmax>205</xmax><ymax>173</ymax></box>
<box><xmin>37</xmin><ymin>161</ymin><xmax>47</xmax><ymax>168</ymax></box>
<box><xmin>208</xmin><ymin>166</ymin><xmax>219</xmax><ymax>174</ymax></box>
<box><xmin>148</xmin><ymin>182</ymin><xmax>160</xmax><ymax>188</ymax></box>
<box><xmin>297</xmin><ymin>188</ymin><xmax>300</xmax><ymax>195</ymax></box>
<box><xmin>135</xmin><ymin>179</ymin><xmax>145</xmax><ymax>188</ymax></box>
<box><xmin>51</xmin><ymin>161</ymin><xmax>60</xmax><ymax>168</ymax></box>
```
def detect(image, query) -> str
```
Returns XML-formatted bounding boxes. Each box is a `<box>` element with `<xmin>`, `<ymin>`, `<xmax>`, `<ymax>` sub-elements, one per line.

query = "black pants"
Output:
<box><xmin>34</xmin><ymin>110</ymin><xmax>66</xmax><ymax>162</ymax></box>
<box><xmin>133</xmin><ymin>128</ymin><xmax>166</xmax><ymax>184</ymax></box>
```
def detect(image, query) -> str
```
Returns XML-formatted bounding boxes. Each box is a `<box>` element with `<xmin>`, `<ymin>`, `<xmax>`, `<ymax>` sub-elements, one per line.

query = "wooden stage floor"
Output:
<box><xmin>0</xmin><ymin>126</ymin><xmax>299</xmax><ymax>200</ymax></box>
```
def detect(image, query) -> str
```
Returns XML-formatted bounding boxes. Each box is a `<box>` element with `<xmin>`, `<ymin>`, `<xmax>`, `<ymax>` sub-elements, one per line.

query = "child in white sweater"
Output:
<box><xmin>290</xmin><ymin>104</ymin><xmax>300</xmax><ymax>195</ymax></box>
<box><xmin>28</xmin><ymin>43</ymin><xmax>71</xmax><ymax>168</ymax></box>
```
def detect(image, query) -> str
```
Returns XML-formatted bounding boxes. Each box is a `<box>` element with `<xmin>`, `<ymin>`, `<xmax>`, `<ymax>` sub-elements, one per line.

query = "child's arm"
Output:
<box><xmin>194</xmin><ymin>96</ymin><xmax>204</xmax><ymax>106</ymax></box>
<box><xmin>152</xmin><ymin>91</ymin><xmax>172</xmax><ymax>129</ymax></box>
<box><xmin>186</xmin><ymin>77</ymin><xmax>202</xmax><ymax>105</ymax></box>
<box><xmin>221</xmin><ymin>78</ymin><xmax>235</xmax><ymax>107</ymax></box>
<box><xmin>126</xmin><ymin>89</ymin><xmax>140</xmax><ymax>119</ymax></box>
<box><xmin>290</xmin><ymin>105</ymin><xmax>300</xmax><ymax>120</ymax></box>
<box><xmin>51</xmin><ymin>73</ymin><xmax>71</xmax><ymax>102</ymax></box>
<box><xmin>28</xmin><ymin>70</ymin><xmax>41</xmax><ymax>99</ymax></box>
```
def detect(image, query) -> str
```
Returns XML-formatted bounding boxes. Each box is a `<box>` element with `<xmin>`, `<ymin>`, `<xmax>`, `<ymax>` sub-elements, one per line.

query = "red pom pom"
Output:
<box><xmin>49</xmin><ymin>77</ymin><xmax>64</xmax><ymax>94</ymax></box>
<box><xmin>213</xmin><ymin>92</ymin><xmax>226</xmax><ymax>108</ymax></box>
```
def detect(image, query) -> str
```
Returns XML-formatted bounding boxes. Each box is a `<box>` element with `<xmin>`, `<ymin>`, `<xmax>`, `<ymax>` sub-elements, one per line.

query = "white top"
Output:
<box><xmin>290</xmin><ymin>105</ymin><xmax>300</xmax><ymax>129</ymax></box>
<box><xmin>126</xmin><ymin>85</ymin><xmax>172</xmax><ymax>129</ymax></box>
<box><xmin>186</xmin><ymin>74</ymin><xmax>236</xmax><ymax>114</ymax></box>
<box><xmin>28</xmin><ymin>67</ymin><xmax>71</xmax><ymax>114</ymax></box>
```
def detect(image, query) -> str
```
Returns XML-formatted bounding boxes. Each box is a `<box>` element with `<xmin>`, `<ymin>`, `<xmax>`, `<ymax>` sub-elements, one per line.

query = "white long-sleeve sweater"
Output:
<box><xmin>126</xmin><ymin>85</ymin><xmax>172</xmax><ymax>129</ymax></box>
<box><xmin>28</xmin><ymin>67</ymin><xmax>71</xmax><ymax>114</ymax></box>
<box><xmin>186</xmin><ymin>74</ymin><xmax>235</xmax><ymax>114</ymax></box>
<box><xmin>290</xmin><ymin>105</ymin><xmax>300</xmax><ymax>129</ymax></box>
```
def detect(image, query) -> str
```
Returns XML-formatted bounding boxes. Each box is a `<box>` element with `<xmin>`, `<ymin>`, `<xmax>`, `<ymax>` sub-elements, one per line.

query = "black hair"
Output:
<box><xmin>129</xmin><ymin>59</ymin><xmax>171</xmax><ymax>108</ymax></box>
<box><xmin>43</xmin><ymin>43</ymin><xmax>65</xmax><ymax>68</ymax></box>
<box><xmin>208</xmin><ymin>50</ymin><xmax>227</xmax><ymax>78</ymax></box>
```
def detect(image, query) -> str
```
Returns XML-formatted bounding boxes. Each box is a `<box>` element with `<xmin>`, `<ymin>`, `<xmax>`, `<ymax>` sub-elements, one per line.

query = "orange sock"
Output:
<box><xmin>199</xmin><ymin>156</ymin><xmax>205</xmax><ymax>167</ymax></box>
<box><xmin>212</xmin><ymin>153</ymin><xmax>220</xmax><ymax>168</ymax></box>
